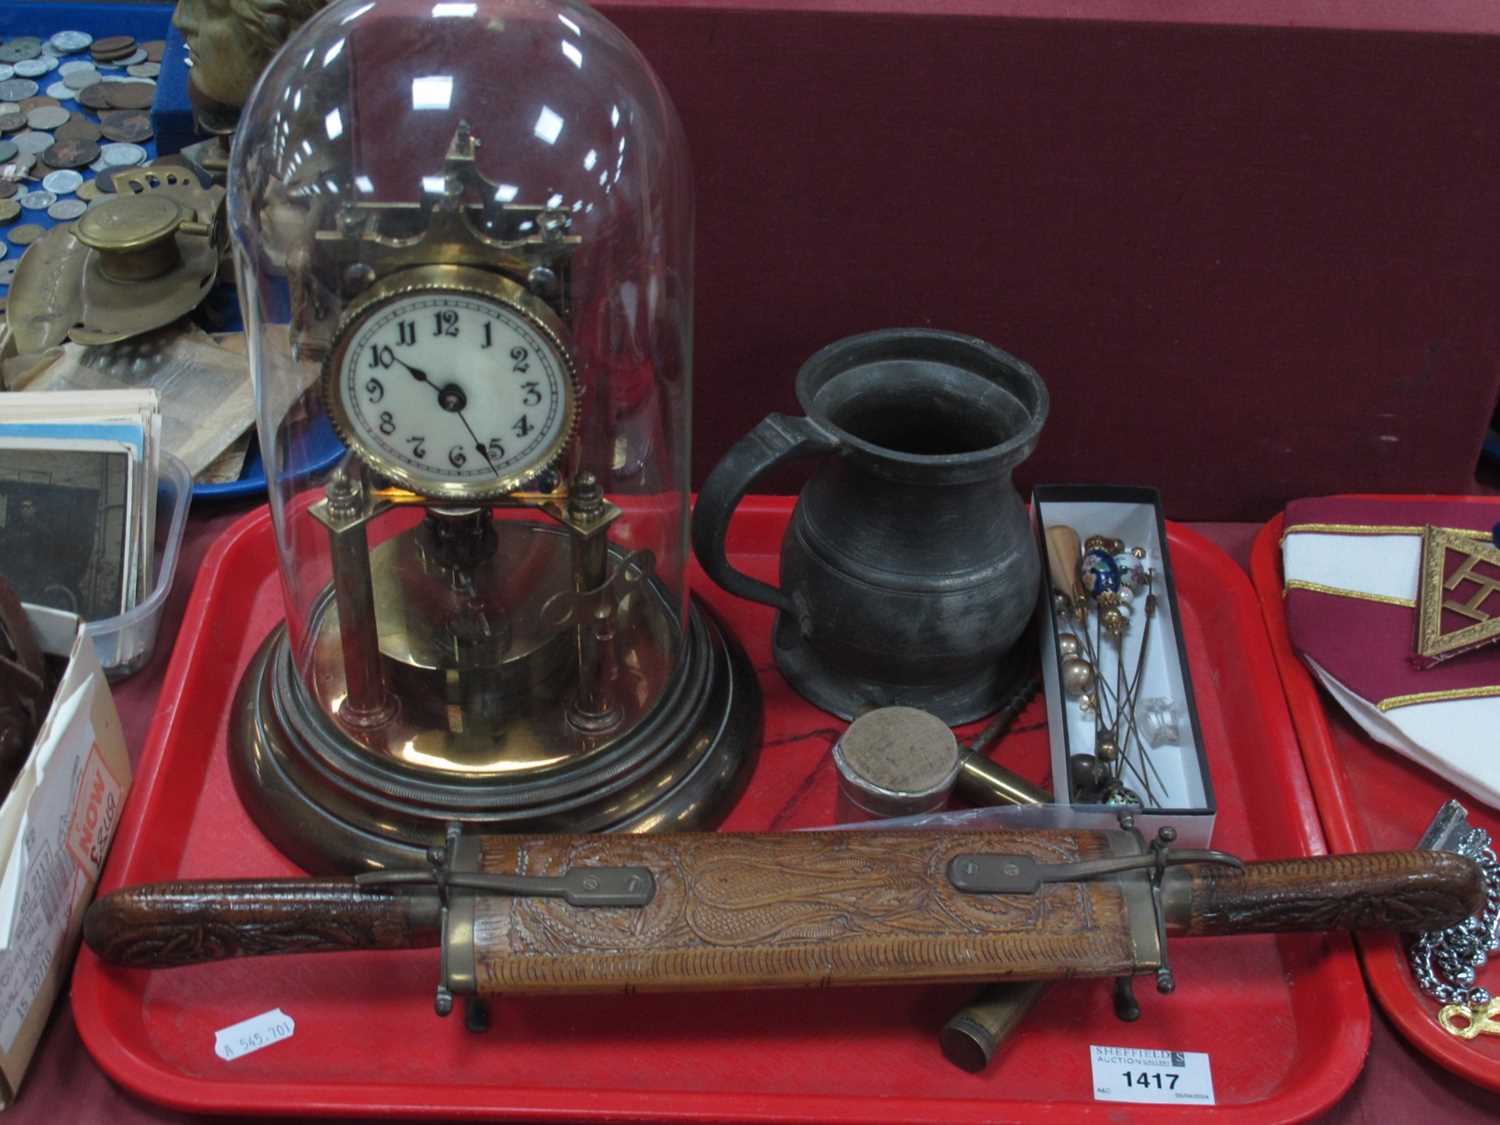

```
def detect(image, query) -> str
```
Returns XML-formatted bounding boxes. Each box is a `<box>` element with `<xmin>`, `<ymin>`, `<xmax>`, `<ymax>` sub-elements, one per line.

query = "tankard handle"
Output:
<box><xmin>692</xmin><ymin>414</ymin><xmax>840</xmax><ymax>615</ymax></box>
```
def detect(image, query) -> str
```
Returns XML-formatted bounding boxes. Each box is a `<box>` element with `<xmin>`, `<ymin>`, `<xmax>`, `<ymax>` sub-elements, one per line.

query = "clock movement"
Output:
<box><xmin>227</xmin><ymin>0</ymin><xmax>760</xmax><ymax>871</ymax></box>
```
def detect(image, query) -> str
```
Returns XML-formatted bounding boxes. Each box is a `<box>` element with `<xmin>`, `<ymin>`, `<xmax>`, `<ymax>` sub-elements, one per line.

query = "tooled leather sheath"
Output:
<box><xmin>469</xmin><ymin>829</ymin><xmax>1142</xmax><ymax>994</ymax></box>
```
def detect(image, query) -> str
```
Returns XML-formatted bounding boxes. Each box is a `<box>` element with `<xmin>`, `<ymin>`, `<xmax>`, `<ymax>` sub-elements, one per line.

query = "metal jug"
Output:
<box><xmin>692</xmin><ymin>328</ymin><xmax>1048</xmax><ymax>722</ymax></box>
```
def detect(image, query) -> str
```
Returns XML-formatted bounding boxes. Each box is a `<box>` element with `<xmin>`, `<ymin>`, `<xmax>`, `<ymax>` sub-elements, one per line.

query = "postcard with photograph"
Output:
<box><xmin>0</xmin><ymin>441</ymin><xmax>135</xmax><ymax>621</ymax></box>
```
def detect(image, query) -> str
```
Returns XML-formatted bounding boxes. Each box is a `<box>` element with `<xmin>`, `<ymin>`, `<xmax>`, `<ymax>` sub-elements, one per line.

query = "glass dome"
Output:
<box><xmin>228</xmin><ymin>0</ymin><xmax>755</xmax><ymax>871</ymax></box>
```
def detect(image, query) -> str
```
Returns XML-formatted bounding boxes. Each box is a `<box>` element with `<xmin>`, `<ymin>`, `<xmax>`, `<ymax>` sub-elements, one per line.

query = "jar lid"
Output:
<box><xmin>833</xmin><ymin>706</ymin><xmax>960</xmax><ymax>812</ymax></box>
<box><xmin>75</xmin><ymin>193</ymin><xmax>183</xmax><ymax>253</ymax></box>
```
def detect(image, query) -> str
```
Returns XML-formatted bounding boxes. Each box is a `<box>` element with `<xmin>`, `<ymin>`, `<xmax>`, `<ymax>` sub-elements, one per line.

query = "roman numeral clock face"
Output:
<box><xmin>325</xmin><ymin>281</ymin><xmax>575</xmax><ymax>499</ymax></box>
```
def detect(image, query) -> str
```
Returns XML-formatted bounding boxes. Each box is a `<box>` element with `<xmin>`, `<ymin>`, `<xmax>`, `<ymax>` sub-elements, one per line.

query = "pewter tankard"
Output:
<box><xmin>692</xmin><ymin>328</ymin><xmax>1048</xmax><ymax>722</ymax></box>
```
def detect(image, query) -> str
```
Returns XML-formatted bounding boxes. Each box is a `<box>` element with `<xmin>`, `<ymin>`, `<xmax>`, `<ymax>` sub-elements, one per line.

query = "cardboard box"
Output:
<box><xmin>0</xmin><ymin>606</ymin><xmax>130</xmax><ymax>1107</ymax></box>
<box><xmin>1033</xmin><ymin>485</ymin><xmax>1215</xmax><ymax>847</ymax></box>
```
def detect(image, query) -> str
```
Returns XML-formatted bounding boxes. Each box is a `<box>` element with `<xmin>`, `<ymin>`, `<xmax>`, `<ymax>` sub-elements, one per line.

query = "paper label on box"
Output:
<box><xmin>65</xmin><ymin>746</ymin><xmax>124</xmax><ymax>881</ymax></box>
<box><xmin>1090</xmin><ymin>1044</ymin><xmax>1215</xmax><ymax>1106</ymax></box>
<box><xmin>0</xmin><ymin>678</ymin><xmax>96</xmax><ymax>1052</ymax></box>
<box><xmin>215</xmin><ymin>1008</ymin><xmax>296</xmax><ymax>1061</ymax></box>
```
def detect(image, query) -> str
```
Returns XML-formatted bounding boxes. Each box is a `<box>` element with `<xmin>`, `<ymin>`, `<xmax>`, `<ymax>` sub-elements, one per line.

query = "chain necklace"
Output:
<box><xmin>1409</xmin><ymin>824</ymin><xmax>1500</xmax><ymax>1009</ymax></box>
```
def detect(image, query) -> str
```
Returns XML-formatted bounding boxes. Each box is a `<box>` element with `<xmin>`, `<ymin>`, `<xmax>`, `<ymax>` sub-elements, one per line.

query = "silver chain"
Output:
<box><xmin>1409</xmin><ymin>826</ymin><xmax>1500</xmax><ymax>1008</ymax></box>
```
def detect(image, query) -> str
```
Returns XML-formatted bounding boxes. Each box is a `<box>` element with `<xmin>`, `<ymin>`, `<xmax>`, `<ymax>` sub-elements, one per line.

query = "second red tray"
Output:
<box><xmin>1250</xmin><ymin>501</ymin><xmax>1500</xmax><ymax>1092</ymax></box>
<box><xmin>73</xmin><ymin>499</ymin><xmax>1365</xmax><ymax>1121</ymax></box>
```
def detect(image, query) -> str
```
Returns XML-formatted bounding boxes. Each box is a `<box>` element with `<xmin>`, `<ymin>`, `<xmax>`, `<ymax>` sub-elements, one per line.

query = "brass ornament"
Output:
<box><xmin>1438</xmin><ymin>997</ymin><xmax>1500</xmax><ymax>1039</ymax></box>
<box><xmin>6</xmin><ymin>163</ymin><xmax>225</xmax><ymax>350</ymax></box>
<box><xmin>1414</xmin><ymin>525</ymin><xmax>1500</xmax><ymax>666</ymax></box>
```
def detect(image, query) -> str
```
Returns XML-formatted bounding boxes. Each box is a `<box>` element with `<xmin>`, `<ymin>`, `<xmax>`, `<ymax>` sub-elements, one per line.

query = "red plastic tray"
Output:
<box><xmin>72</xmin><ymin>498</ymin><xmax>1366</xmax><ymax>1122</ymax></box>
<box><xmin>1250</xmin><ymin>500</ymin><xmax>1500</xmax><ymax>1092</ymax></box>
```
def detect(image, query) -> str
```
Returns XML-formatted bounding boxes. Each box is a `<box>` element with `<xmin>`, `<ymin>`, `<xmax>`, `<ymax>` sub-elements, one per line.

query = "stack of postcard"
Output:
<box><xmin>0</xmin><ymin>392</ymin><xmax>161</xmax><ymax>624</ymax></box>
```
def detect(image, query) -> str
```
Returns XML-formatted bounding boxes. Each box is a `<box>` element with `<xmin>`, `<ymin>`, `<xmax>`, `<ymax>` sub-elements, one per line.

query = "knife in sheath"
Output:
<box><xmin>85</xmin><ymin>826</ymin><xmax>1482</xmax><ymax>1011</ymax></box>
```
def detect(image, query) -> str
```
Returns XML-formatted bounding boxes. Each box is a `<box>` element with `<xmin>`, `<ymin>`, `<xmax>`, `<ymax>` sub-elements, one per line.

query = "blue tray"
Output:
<box><xmin>1</xmin><ymin>3</ymin><xmax>345</xmax><ymax>500</ymax></box>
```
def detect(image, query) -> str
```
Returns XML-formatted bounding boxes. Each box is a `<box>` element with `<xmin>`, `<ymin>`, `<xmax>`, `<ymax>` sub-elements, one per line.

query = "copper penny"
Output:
<box><xmin>27</xmin><ymin>160</ymin><xmax>54</xmax><ymax>181</ymax></box>
<box><xmin>91</xmin><ymin>37</ymin><xmax>135</xmax><ymax>57</ymax></box>
<box><xmin>0</xmin><ymin>112</ymin><xmax>23</xmax><ymax>133</ymax></box>
<box><xmin>18</xmin><ymin>96</ymin><xmax>57</xmax><ymax>113</ymax></box>
<box><xmin>99</xmin><ymin>111</ymin><xmax>151</xmax><ymax>144</ymax></box>
<box><xmin>77</xmin><ymin>84</ymin><xmax>112</xmax><ymax>110</ymax></box>
<box><xmin>42</xmin><ymin>138</ymin><xmax>98</xmax><ymax>169</ymax></box>
<box><xmin>104</xmin><ymin>83</ymin><xmax>155</xmax><ymax>110</ymax></box>
<box><xmin>55</xmin><ymin>117</ymin><xmax>101</xmax><ymax>143</ymax></box>
<box><xmin>0</xmin><ymin>180</ymin><xmax>15</xmax><ymax>199</ymax></box>
<box><xmin>8</xmin><ymin>223</ymin><xmax>44</xmax><ymax>245</ymax></box>
<box><xmin>142</xmin><ymin>41</ymin><xmax>165</xmax><ymax>64</ymax></box>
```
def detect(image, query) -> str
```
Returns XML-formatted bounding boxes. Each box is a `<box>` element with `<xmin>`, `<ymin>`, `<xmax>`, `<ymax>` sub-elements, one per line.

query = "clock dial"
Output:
<box><xmin>326</xmin><ymin>281</ymin><xmax>574</xmax><ymax>499</ymax></box>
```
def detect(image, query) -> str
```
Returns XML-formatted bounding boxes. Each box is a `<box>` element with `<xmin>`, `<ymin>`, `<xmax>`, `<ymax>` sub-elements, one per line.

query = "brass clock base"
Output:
<box><xmin>230</xmin><ymin>596</ymin><xmax>762</xmax><ymax>873</ymax></box>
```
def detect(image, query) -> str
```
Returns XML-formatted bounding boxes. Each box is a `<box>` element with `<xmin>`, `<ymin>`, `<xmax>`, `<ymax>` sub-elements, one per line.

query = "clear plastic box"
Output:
<box><xmin>83</xmin><ymin>452</ymin><xmax>192</xmax><ymax>680</ymax></box>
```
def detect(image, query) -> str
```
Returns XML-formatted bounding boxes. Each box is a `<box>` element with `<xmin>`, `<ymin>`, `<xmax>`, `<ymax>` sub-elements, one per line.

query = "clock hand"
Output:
<box><xmin>453</xmin><ymin>406</ymin><xmax>501</xmax><ymax>479</ymax></box>
<box><xmin>382</xmin><ymin>352</ymin><xmax>499</xmax><ymax>478</ymax></box>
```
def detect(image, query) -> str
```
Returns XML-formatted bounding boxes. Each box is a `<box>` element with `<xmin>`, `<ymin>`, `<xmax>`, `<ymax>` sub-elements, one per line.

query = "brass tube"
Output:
<box><xmin>940</xmin><ymin>980</ymin><xmax>1048</xmax><ymax>1073</ymax></box>
<box><xmin>328</xmin><ymin>520</ymin><xmax>390</xmax><ymax>726</ymax></box>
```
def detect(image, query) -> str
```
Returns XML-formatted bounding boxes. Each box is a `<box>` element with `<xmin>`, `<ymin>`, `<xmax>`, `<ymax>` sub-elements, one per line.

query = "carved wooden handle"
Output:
<box><xmin>1172</xmin><ymin>851</ymin><xmax>1484</xmax><ymax>936</ymax></box>
<box><xmin>83</xmin><ymin>879</ymin><xmax>442</xmax><ymax>968</ymax></box>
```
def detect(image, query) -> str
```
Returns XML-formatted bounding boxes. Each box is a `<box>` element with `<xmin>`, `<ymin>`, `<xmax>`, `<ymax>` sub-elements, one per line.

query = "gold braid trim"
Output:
<box><xmin>1377</xmin><ymin>685</ymin><xmax>1500</xmax><ymax>712</ymax></box>
<box><xmin>1283</xmin><ymin>579</ymin><xmax>1415</xmax><ymax>608</ymax></box>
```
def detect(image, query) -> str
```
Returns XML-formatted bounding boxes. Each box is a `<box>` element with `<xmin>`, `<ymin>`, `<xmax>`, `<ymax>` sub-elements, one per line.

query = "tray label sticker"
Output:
<box><xmin>1090</xmin><ymin>1044</ymin><xmax>1215</xmax><ymax>1106</ymax></box>
<box><xmin>214</xmin><ymin>1008</ymin><xmax>296</xmax><ymax>1062</ymax></box>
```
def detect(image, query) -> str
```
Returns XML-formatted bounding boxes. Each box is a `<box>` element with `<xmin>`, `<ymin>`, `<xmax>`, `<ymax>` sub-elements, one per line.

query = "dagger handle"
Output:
<box><xmin>1167</xmin><ymin>850</ymin><xmax>1483</xmax><ymax>936</ymax></box>
<box><xmin>83</xmin><ymin>879</ymin><xmax>443</xmax><ymax>968</ymax></box>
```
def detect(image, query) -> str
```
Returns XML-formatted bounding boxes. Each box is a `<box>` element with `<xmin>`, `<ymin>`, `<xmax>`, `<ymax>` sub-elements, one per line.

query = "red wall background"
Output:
<box><xmin>601</xmin><ymin>2</ymin><xmax>1500</xmax><ymax>518</ymax></box>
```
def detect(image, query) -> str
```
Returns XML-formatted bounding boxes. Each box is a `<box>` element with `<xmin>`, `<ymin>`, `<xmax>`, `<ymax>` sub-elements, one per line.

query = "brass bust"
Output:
<box><xmin>172</xmin><ymin>0</ymin><xmax>330</xmax><ymax>111</ymax></box>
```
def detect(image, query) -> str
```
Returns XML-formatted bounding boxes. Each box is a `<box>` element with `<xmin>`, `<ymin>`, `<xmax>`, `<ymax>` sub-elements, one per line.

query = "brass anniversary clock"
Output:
<box><xmin>227</xmin><ymin>0</ymin><xmax>760</xmax><ymax>872</ymax></box>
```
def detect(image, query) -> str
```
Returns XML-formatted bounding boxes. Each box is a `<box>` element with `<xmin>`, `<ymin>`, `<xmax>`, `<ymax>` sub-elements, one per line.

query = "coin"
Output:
<box><xmin>0</xmin><ymin>79</ymin><xmax>38</xmax><ymax>102</ymax></box>
<box><xmin>0</xmin><ymin>199</ymin><xmax>17</xmax><ymax>223</ymax></box>
<box><xmin>0</xmin><ymin>65</ymin><xmax>11</xmax><ymax>83</ymax></box>
<box><xmin>0</xmin><ymin>42</ymin><xmax>41</xmax><ymax>65</ymax></box>
<box><xmin>100</xmin><ymin>142</ymin><xmax>146</xmax><ymax>167</ymax></box>
<box><xmin>45</xmin><ymin>82</ymin><xmax>72</xmax><ymax>101</ymax></box>
<box><xmin>26</xmin><ymin>106</ymin><xmax>68</xmax><ymax>131</ymax></box>
<box><xmin>142</xmin><ymin>40</ymin><xmax>166</xmax><ymax>63</ymax></box>
<box><xmin>75</xmin><ymin>177</ymin><xmax>97</xmax><ymax>201</ymax></box>
<box><xmin>17</xmin><ymin>189</ymin><xmax>55</xmax><ymax>210</ymax></box>
<box><xmin>0</xmin><ymin>140</ymin><xmax>14</xmax><ymax>164</ymax></box>
<box><xmin>94</xmin><ymin>167</ymin><xmax>120</xmax><ymax>193</ymax></box>
<box><xmin>8</xmin><ymin>223</ymin><xmax>43</xmax><ymax>245</ymax></box>
<box><xmin>27</xmin><ymin>160</ymin><xmax>54</xmax><ymax>180</ymax></box>
<box><xmin>55</xmin><ymin>117</ymin><xmax>101</xmax><ymax>143</ymax></box>
<box><xmin>1</xmin><ymin>153</ymin><xmax>35</xmax><ymax>176</ymax></box>
<box><xmin>19</xmin><ymin>96</ymin><xmax>57</xmax><ymax>112</ymax></box>
<box><xmin>105</xmin><ymin>83</ymin><xmax>154</xmax><ymax>110</ymax></box>
<box><xmin>118</xmin><ymin>49</ymin><xmax>148</xmax><ymax>68</ymax></box>
<box><xmin>41</xmin><ymin>169</ymin><xmax>81</xmax><ymax>194</ymax></box>
<box><xmin>99</xmin><ymin>111</ymin><xmax>151</xmax><ymax>144</ymax></box>
<box><xmin>0</xmin><ymin>180</ymin><xmax>15</xmax><ymax>199</ymax></box>
<box><xmin>50</xmin><ymin>31</ymin><xmax>94</xmax><ymax>54</ymax></box>
<box><xmin>91</xmin><ymin>36</ymin><xmax>135</xmax><ymax>57</ymax></box>
<box><xmin>59</xmin><ymin>60</ymin><xmax>96</xmax><ymax>77</ymax></box>
<box><xmin>11</xmin><ymin>131</ymin><xmax>52</xmax><ymax>155</ymax></box>
<box><xmin>47</xmin><ymin>199</ymin><xmax>86</xmax><ymax>221</ymax></box>
<box><xmin>126</xmin><ymin>63</ymin><xmax>161</xmax><ymax>80</ymax></box>
<box><xmin>0</xmin><ymin>112</ymin><xmax>21</xmax><ymax>133</ymax></box>
<box><xmin>43</xmin><ymin>138</ymin><xmax>98</xmax><ymax>169</ymax></box>
<box><xmin>62</xmin><ymin>67</ymin><xmax>100</xmax><ymax>90</ymax></box>
<box><xmin>77</xmin><ymin>85</ymin><xmax>112</xmax><ymax>110</ymax></box>
<box><xmin>13</xmin><ymin>57</ymin><xmax>57</xmax><ymax>79</ymax></box>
